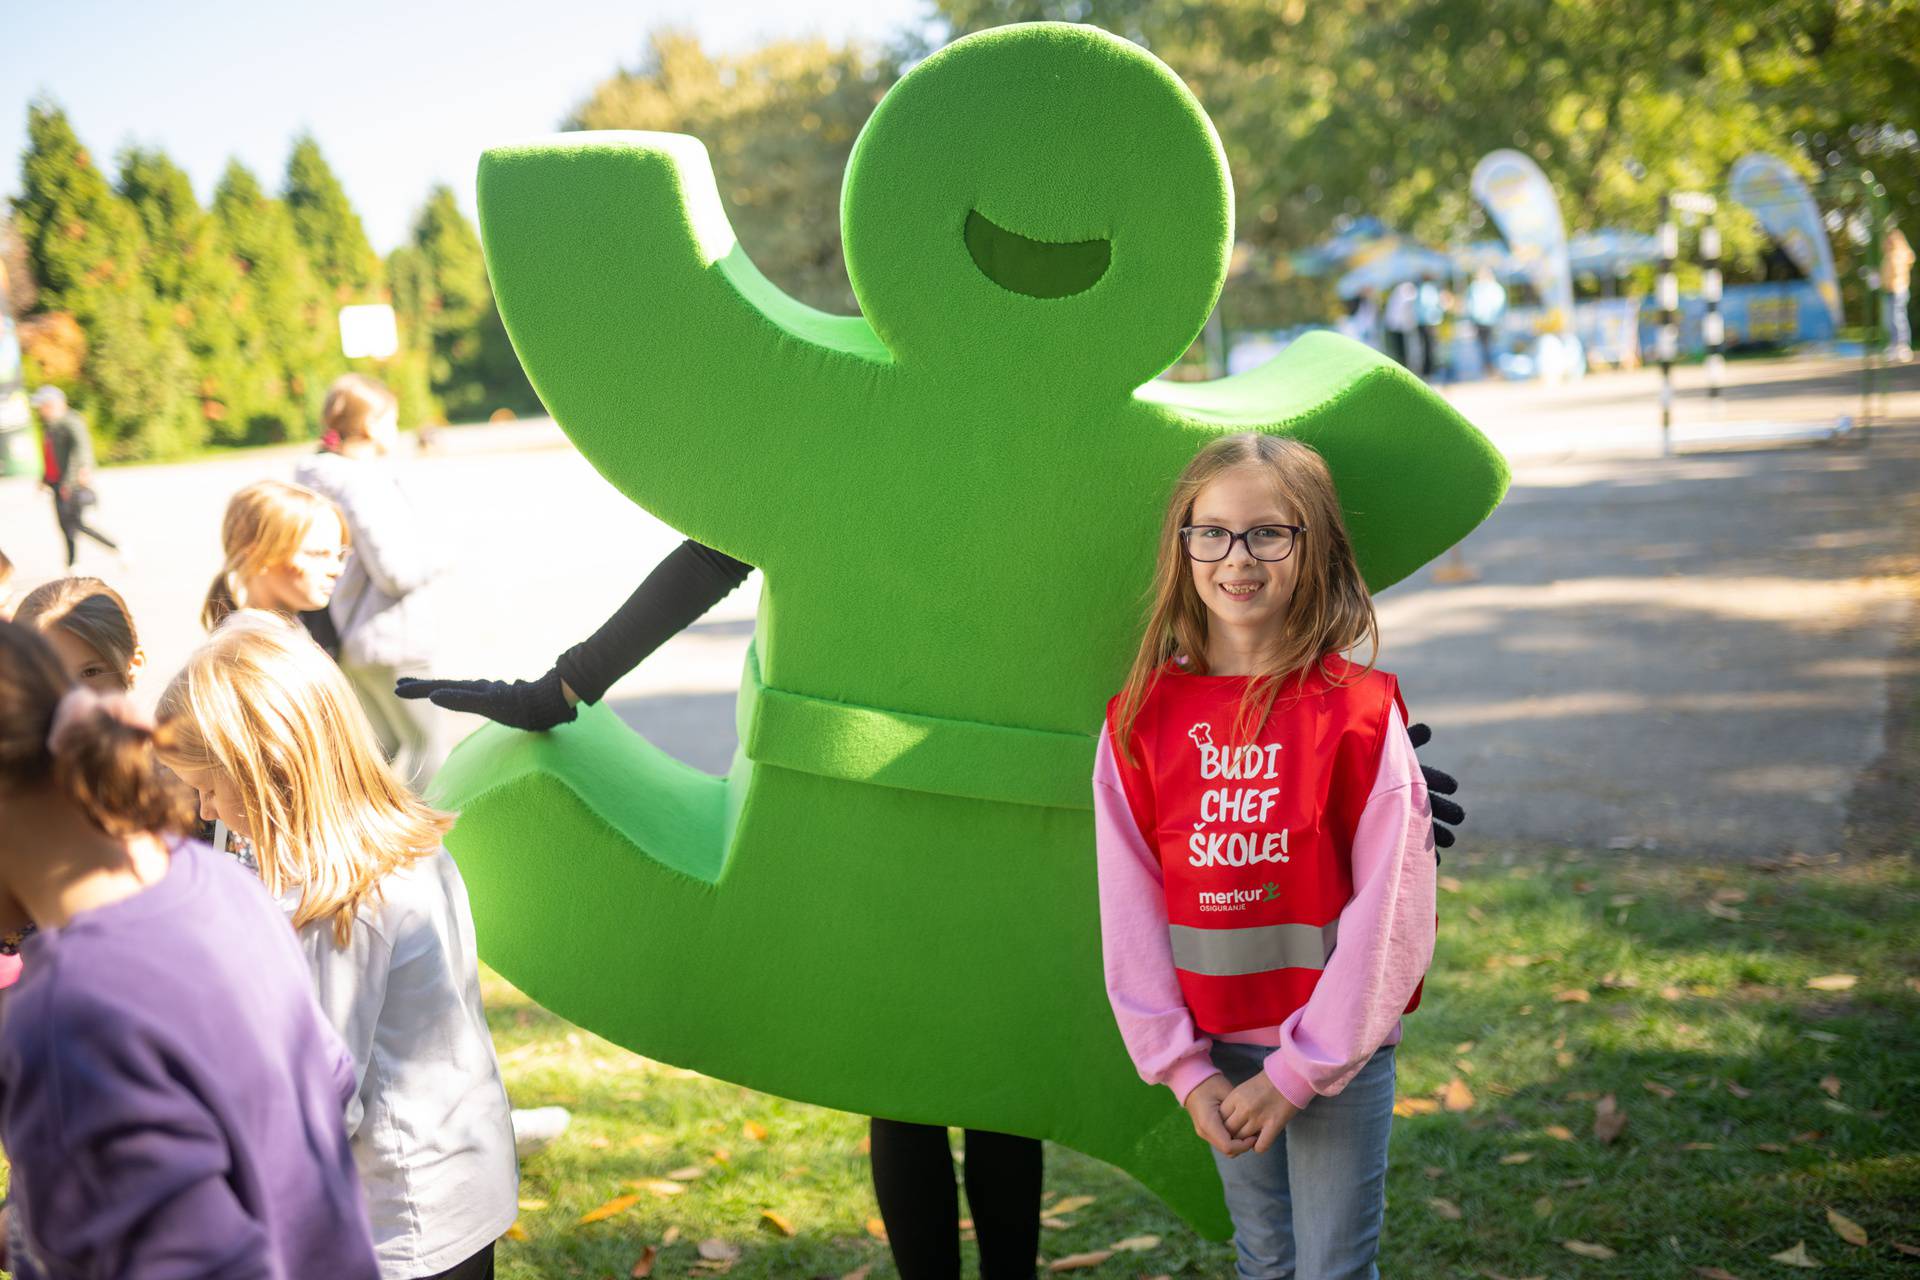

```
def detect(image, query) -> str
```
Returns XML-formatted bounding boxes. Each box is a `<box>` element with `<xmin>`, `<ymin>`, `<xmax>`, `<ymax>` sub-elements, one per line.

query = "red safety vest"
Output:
<box><xmin>1106</xmin><ymin>657</ymin><xmax>1423</xmax><ymax>1035</ymax></box>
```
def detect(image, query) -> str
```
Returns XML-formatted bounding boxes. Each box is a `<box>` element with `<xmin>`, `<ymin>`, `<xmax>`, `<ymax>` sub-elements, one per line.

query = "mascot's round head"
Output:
<box><xmin>840</xmin><ymin>23</ymin><xmax>1235</xmax><ymax>391</ymax></box>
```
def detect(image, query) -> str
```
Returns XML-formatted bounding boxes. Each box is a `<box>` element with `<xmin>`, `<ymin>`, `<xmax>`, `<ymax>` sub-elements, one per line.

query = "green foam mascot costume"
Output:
<box><xmin>435</xmin><ymin>22</ymin><xmax>1509</xmax><ymax>1237</ymax></box>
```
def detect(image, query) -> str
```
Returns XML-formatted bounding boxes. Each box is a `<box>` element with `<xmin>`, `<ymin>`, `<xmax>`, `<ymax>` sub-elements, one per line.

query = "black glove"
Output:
<box><xmin>395</xmin><ymin>669</ymin><xmax>577</xmax><ymax>732</ymax></box>
<box><xmin>1407</xmin><ymin>721</ymin><xmax>1464</xmax><ymax>855</ymax></box>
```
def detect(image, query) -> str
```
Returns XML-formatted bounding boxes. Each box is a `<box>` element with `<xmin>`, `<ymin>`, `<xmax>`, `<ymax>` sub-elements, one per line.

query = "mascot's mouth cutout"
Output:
<box><xmin>964</xmin><ymin>209</ymin><xmax>1111</xmax><ymax>299</ymax></box>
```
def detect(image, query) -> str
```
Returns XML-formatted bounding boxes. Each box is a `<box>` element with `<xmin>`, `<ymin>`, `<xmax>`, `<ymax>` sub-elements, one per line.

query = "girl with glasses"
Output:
<box><xmin>1096</xmin><ymin>432</ymin><xmax>1437</xmax><ymax>1279</ymax></box>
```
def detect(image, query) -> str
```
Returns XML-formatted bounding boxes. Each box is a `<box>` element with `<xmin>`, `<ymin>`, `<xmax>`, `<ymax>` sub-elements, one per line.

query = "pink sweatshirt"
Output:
<box><xmin>1093</xmin><ymin>702</ymin><xmax>1437</xmax><ymax>1110</ymax></box>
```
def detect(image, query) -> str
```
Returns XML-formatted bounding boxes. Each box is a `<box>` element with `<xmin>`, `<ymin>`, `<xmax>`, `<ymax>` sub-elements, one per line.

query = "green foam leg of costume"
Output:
<box><xmin>441</xmin><ymin>21</ymin><xmax>1510</xmax><ymax>1239</ymax></box>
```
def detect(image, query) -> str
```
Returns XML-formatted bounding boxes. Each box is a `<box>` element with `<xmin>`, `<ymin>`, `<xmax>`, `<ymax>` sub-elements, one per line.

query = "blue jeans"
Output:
<box><xmin>1208</xmin><ymin>1040</ymin><xmax>1396</xmax><ymax>1280</ymax></box>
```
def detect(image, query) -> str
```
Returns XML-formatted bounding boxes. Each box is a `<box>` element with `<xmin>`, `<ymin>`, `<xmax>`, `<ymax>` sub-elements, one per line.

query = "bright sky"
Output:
<box><xmin>2</xmin><ymin>0</ymin><xmax>935</xmax><ymax>253</ymax></box>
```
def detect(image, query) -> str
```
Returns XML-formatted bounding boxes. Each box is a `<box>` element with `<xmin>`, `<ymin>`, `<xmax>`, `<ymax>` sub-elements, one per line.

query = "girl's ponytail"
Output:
<box><xmin>47</xmin><ymin>688</ymin><xmax>197</xmax><ymax>838</ymax></box>
<box><xmin>0</xmin><ymin>621</ymin><xmax>196</xmax><ymax>837</ymax></box>
<box><xmin>203</xmin><ymin>569</ymin><xmax>239</xmax><ymax>630</ymax></box>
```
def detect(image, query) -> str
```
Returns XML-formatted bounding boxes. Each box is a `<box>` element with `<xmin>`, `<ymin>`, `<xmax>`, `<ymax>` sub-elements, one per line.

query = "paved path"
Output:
<box><xmin>3</xmin><ymin>355</ymin><xmax>1915</xmax><ymax>857</ymax></box>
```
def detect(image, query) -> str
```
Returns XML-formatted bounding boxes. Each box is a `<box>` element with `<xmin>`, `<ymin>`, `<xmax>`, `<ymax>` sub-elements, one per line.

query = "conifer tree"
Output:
<box><xmin>284</xmin><ymin>135</ymin><xmax>382</xmax><ymax>301</ymax></box>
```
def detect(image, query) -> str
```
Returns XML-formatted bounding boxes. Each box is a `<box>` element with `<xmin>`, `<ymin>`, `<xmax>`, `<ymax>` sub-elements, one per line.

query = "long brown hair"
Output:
<box><xmin>1114</xmin><ymin>433</ymin><xmax>1378</xmax><ymax>759</ymax></box>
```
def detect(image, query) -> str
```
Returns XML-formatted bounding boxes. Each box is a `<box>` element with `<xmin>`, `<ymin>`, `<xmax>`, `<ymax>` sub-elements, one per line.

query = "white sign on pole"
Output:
<box><xmin>338</xmin><ymin>304</ymin><xmax>399</xmax><ymax>360</ymax></box>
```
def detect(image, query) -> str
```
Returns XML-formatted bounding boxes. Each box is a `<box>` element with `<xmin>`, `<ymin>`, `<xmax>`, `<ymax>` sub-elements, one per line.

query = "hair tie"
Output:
<box><xmin>48</xmin><ymin>685</ymin><xmax>156</xmax><ymax>756</ymax></box>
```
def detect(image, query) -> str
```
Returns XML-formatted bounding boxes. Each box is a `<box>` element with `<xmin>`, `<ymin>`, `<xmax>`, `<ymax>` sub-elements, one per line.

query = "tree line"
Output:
<box><xmin>8</xmin><ymin>1</ymin><xmax>1916</xmax><ymax>460</ymax></box>
<box><xmin>6</xmin><ymin>104</ymin><xmax>537</xmax><ymax>461</ymax></box>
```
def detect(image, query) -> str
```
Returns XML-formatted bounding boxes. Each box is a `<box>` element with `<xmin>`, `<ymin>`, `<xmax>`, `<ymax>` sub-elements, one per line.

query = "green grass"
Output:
<box><xmin>492</xmin><ymin>849</ymin><xmax>1920</xmax><ymax>1279</ymax></box>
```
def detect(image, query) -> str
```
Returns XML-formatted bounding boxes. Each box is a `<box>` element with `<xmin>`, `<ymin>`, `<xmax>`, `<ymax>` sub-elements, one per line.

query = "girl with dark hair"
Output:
<box><xmin>0</xmin><ymin>620</ymin><xmax>378</xmax><ymax>1280</ymax></box>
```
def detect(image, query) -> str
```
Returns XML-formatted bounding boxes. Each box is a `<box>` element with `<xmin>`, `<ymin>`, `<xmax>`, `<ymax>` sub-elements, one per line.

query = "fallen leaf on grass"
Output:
<box><xmin>698</xmin><ymin>1239</ymin><xmax>742</xmax><ymax>1263</ymax></box>
<box><xmin>1801</xmin><ymin>1029</ymin><xmax>1841</xmax><ymax>1043</ymax></box>
<box><xmin>1545</xmin><ymin>1124</ymin><xmax>1575</xmax><ymax>1141</ymax></box>
<box><xmin>634</xmin><ymin>1180</ymin><xmax>686</xmax><ymax>1198</ymax></box>
<box><xmin>667</xmin><ymin>1165</ymin><xmax>707</xmax><ymax>1181</ymax></box>
<box><xmin>1818</xmin><ymin>1075</ymin><xmax>1842</xmax><ymax>1099</ymax></box>
<box><xmin>1423</xmin><ymin>1165</ymin><xmax>1445</xmax><ymax>1179</ymax></box>
<box><xmin>579</xmin><ymin>1194</ymin><xmax>642</xmax><ymax>1225</ymax></box>
<box><xmin>1681</xmin><ymin>1142</ymin><xmax>1718</xmax><ymax>1151</ymax></box>
<box><xmin>865</xmin><ymin>1217</ymin><xmax>889</xmax><ymax>1242</ymax></box>
<box><xmin>1442</xmin><ymin>1078</ymin><xmax>1475</xmax><ymax>1111</ymax></box>
<box><xmin>1704</xmin><ymin>900</ymin><xmax>1742</xmax><ymax>921</ymax></box>
<box><xmin>858</xmin><ymin>1134</ymin><xmax>872</xmax><ymax>1155</ymax></box>
<box><xmin>1825</xmin><ymin>1208</ymin><xmax>1868</xmax><ymax>1247</ymax></box>
<box><xmin>1768</xmin><ymin>1241</ymin><xmax>1820</xmax><ymax>1267</ymax></box>
<box><xmin>1456</xmin><ymin>1040</ymin><xmax>1477</xmax><ymax>1054</ymax></box>
<box><xmin>1560</xmin><ymin>1177</ymin><xmax>1593</xmax><ymax>1189</ymax></box>
<box><xmin>1111</xmin><ymin>1235</ymin><xmax>1161</xmax><ymax>1252</ymax></box>
<box><xmin>630</xmin><ymin>1245</ymin><xmax>658</xmax><ymax>1278</ymax></box>
<box><xmin>1555</xmin><ymin>1050</ymin><xmax>1576</xmax><ymax>1069</ymax></box>
<box><xmin>711</xmin><ymin>1147</ymin><xmax>733</xmax><ymax>1164</ymax></box>
<box><xmin>759</xmin><ymin>1209</ymin><xmax>795</xmax><ymax>1237</ymax></box>
<box><xmin>1892</xmin><ymin>1241</ymin><xmax>1920</xmax><ymax>1257</ymax></box>
<box><xmin>1593</xmin><ymin>1094</ymin><xmax>1628</xmax><ymax>1144</ymax></box>
<box><xmin>1659</xmin><ymin>985</ymin><xmax>1685</xmax><ymax>1000</ymax></box>
<box><xmin>1754</xmin><ymin>1142</ymin><xmax>1790</xmax><ymax>1153</ymax></box>
<box><xmin>742</xmin><ymin>1121</ymin><xmax>769</xmax><ymax>1141</ymax></box>
<box><xmin>1805</xmin><ymin>974</ymin><xmax>1857</xmax><ymax>991</ymax></box>
<box><xmin>1553</xmin><ymin>988</ymin><xmax>1591</xmax><ymax>1004</ymax></box>
<box><xmin>1500</xmin><ymin>1151</ymin><xmax>1534</xmax><ymax>1164</ymax></box>
<box><xmin>1532</xmin><ymin>1195</ymin><xmax>1553</xmax><ymax>1218</ymax></box>
<box><xmin>1710</xmin><ymin>887</ymin><xmax>1748</xmax><ymax>904</ymax></box>
<box><xmin>662</xmin><ymin>1227</ymin><xmax>681</xmax><ymax>1246</ymax></box>
<box><xmin>1562</xmin><ymin>1240</ymin><xmax>1616</xmax><ymax>1259</ymax></box>
<box><xmin>1692</xmin><ymin>1268</ymin><xmax>1744</xmax><ymax>1280</ymax></box>
<box><xmin>841</xmin><ymin>1268</ymin><xmax>872</xmax><ymax>1280</ymax></box>
<box><xmin>1438</xmin><ymin>875</ymin><xmax>1463</xmax><ymax>893</ymax></box>
<box><xmin>1725</xmin><ymin>1081</ymin><xmax>1753</xmax><ymax>1099</ymax></box>
<box><xmin>588</xmin><ymin>1136</ymin><xmax>611</xmax><ymax>1149</ymax></box>
<box><xmin>1045</xmin><ymin>1195</ymin><xmax>1096</xmax><ymax>1216</ymax></box>
<box><xmin>1429</xmin><ymin>1197</ymin><xmax>1463</xmax><ymax>1220</ymax></box>
<box><xmin>517</xmin><ymin>1198</ymin><xmax>549</xmax><ymax>1211</ymax></box>
<box><xmin>1643</xmin><ymin>1079</ymin><xmax>1676</xmax><ymax>1099</ymax></box>
<box><xmin>1394</xmin><ymin>1098</ymin><xmax>1440</xmax><ymax>1116</ymax></box>
<box><xmin>1048</xmin><ymin>1251</ymin><xmax>1114</xmax><ymax>1271</ymax></box>
<box><xmin>504</xmin><ymin>1221</ymin><xmax>530</xmax><ymax>1242</ymax></box>
<box><xmin>1791</xmin><ymin>1130</ymin><xmax>1823</xmax><ymax>1144</ymax></box>
<box><xmin>1040</xmin><ymin>1217</ymin><xmax>1071</xmax><ymax>1231</ymax></box>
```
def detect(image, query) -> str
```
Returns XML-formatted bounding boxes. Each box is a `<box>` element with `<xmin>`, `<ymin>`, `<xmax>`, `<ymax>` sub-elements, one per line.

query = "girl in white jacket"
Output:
<box><xmin>295</xmin><ymin>375</ymin><xmax>448</xmax><ymax>786</ymax></box>
<box><xmin>159</xmin><ymin>611</ymin><xmax>516</xmax><ymax>1280</ymax></box>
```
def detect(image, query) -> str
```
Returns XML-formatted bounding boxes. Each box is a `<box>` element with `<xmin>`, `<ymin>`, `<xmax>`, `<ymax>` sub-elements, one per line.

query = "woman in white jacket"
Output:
<box><xmin>295</xmin><ymin>375</ymin><xmax>448</xmax><ymax>787</ymax></box>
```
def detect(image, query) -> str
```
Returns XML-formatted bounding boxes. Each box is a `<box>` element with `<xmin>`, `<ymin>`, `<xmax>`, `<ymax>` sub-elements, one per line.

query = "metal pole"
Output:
<box><xmin>1657</xmin><ymin>194</ymin><xmax>1678</xmax><ymax>455</ymax></box>
<box><xmin>1701</xmin><ymin>210</ymin><xmax>1723</xmax><ymax>399</ymax></box>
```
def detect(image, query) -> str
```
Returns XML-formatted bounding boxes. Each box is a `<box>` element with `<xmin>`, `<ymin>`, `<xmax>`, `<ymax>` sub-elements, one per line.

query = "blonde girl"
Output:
<box><xmin>295</xmin><ymin>374</ymin><xmax>449</xmax><ymax>786</ymax></box>
<box><xmin>204</xmin><ymin>480</ymin><xmax>351</xmax><ymax>654</ymax></box>
<box><xmin>159</xmin><ymin>612</ymin><xmax>515</xmax><ymax>1280</ymax></box>
<box><xmin>1095</xmin><ymin>433</ymin><xmax>1437</xmax><ymax>1279</ymax></box>
<box><xmin>15</xmin><ymin>577</ymin><xmax>145</xmax><ymax>693</ymax></box>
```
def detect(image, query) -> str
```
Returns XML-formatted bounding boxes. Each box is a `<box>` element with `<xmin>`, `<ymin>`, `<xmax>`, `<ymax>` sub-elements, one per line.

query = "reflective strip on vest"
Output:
<box><xmin>1167</xmin><ymin>920</ymin><xmax>1340</xmax><ymax>977</ymax></box>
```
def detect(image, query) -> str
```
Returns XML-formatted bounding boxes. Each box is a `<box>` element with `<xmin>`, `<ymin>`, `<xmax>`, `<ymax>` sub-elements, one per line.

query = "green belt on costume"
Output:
<box><xmin>736</xmin><ymin>643</ymin><xmax>1097</xmax><ymax>812</ymax></box>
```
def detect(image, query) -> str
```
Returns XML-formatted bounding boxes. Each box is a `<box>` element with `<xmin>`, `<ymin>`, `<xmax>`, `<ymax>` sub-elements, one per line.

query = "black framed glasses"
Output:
<box><xmin>1179</xmin><ymin>524</ymin><xmax>1306</xmax><ymax>563</ymax></box>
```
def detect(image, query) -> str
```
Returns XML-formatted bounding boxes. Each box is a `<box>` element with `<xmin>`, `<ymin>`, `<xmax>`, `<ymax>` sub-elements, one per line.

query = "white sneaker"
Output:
<box><xmin>511</xmin><ymin>1106</ymin><xmax>572</xmax><ymax>1158</ymax></box>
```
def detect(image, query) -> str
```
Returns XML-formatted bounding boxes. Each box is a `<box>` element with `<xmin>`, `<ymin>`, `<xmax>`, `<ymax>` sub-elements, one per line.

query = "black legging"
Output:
<box><xmin>53</xmin><ymin>489</ymin><xmax>117</xmax><ymax>567</ymax></box>
<box><xmin>869</xmin><ymin>1119</ymin><xmax>1042</xmax><ymax>1280</ymax></box>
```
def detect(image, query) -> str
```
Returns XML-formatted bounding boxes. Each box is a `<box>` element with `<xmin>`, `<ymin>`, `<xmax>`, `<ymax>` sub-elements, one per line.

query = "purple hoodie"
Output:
<box><xmin>0</xmin><ymin>840</ymin><xmax>378</xmax><ymax>1280</ymax></box>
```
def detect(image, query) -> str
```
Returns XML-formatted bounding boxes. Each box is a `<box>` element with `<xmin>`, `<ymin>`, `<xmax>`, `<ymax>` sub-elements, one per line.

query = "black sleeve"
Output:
<box><xmin>555</xmin><ymin>539</ymin><xmax>754</xmax><ymax>705</ymax></box>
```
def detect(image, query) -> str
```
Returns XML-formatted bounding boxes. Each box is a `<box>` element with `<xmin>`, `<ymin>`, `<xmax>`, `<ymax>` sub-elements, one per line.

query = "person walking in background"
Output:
<box><xmin>1415</xmin><ymin>276</ymin><xmax>1448</xmax><ymax>381</ymax></box>
<box><xmin>0</xmin><ymin>620</ymin><xmax>379</xmax><ymax>1280</ymax></box>
<box><xmin>294</xmin><ymin>374</ymin><xmax>450</xmax><ymax>788</ymax></box>
<box><xmin>29</xmin><ymin>387</ymin><xmax>119</xmax><ymax>570</ymax></box>
<box><xmin>1382</xmin><ymin>280</ymin><xmax>1420</xmax><ymax>371</ymax></box>
<box><xmin>1885</xmin><ymin>221</ymin><xmax>1913</xmax><ymax>364</ymax></box>
<box><xmin>1466</xmin><ymin>268</ymin><xmax>1507</xmax><ymax>379</ymax></box>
